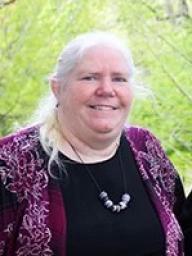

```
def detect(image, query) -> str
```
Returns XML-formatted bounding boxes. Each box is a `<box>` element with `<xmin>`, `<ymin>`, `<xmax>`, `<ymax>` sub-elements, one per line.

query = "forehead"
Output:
<box><xmin>75</xmin><ymin>46</ymin><xmax>129</xmax><ymax>73</ymax></box>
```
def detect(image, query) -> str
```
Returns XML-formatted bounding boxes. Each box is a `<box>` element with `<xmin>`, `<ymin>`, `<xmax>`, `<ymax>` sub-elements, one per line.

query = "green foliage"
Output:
<box><xmin>0</xmin><ymin>0</ymin><xmax>109</xmax><ymax>133</ymax></box>
<box><xmin>0</xmin><ymin>0</ymin><xmax>191</xmax><ymax>189</ymax></box>
<box><xmin>115</xmin><ymin>0</ymin><xmax>192</xmax><ymax>187</ymax></box>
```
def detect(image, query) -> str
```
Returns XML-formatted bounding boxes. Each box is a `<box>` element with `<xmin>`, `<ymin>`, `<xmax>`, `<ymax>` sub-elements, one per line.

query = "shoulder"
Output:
<box><xmin>123</xmin><ymin>124</ymin><xmax>159</xmax><ymax>139</ymax></box>
<box><xmin>0</xmin><ymin>125</ymin><xmax>40</xmax><ymax>171</ymax></box>
<box><xmin>0</xmin><ymin>125</ymin><xmax>40</xmax><ymax>151</ymax></box>
<box><xmin>123</xmin><ymin>125</ymin><xmax>177</xmax><ymax>176</ymax></box>
<box><xmin>0</xmin><ymin>125</ymin><xmax>47</xmax><ymax>200</ymax></box>
<box><xmin>123</xmin><ymin>125</ymin><xmax>162</xmax><ymax>152</ymax></box>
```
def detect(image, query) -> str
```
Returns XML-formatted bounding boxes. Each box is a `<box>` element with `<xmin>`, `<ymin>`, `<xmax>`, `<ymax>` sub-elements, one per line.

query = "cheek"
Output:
<box><xmin>59</xmin><ymin>85</ymin><xmax>76</xmax><ymax>105</ymax></box>
<box><xmin>119</xmin><ymin>88</ymin><xmax>134</xmax><ymax>108</ymax></box>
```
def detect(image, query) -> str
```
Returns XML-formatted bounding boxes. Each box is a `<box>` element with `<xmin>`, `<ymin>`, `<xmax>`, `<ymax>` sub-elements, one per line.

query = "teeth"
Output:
<box><xmin>91</xmin><ymin>105</ymin><xmax>115</xmax><ymax>110</ymax></box>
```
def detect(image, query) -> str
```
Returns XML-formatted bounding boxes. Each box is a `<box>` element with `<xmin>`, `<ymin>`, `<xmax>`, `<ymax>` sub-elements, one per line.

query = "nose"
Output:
<box><xmin>95</xmin><ymin>77</ymin><xmax>115</xmax><ymax>97</ymax></box>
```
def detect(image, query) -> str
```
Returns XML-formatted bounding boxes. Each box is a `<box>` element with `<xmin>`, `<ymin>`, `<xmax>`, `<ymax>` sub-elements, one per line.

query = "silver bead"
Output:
<box><xmin>122</xmin><ymin>193</ymin><xmax>130</xmax><ymax>203</ymax></box>
<box><xmin>105</xmin><ymin>200</ymin><xmax>113</xmax><ymax>208</ymax></box>
<box><xmin>112</xmin><ymin>205</ymin><xmax>117</xmax><ymax>212</ymax></box>
<box><xmin>119</xmin><ymin>201</ymin><xmax>127</xmax><ymax>210</ymax></box>
<box><xmin>116</xmin><ymin>205</ymin><xmax>121</xmax><ymax>212</ymax></box>
<box><xmin>99</xmin><ymin>191</ymin><xmax>108</xmax><ymax>199</ymax></box>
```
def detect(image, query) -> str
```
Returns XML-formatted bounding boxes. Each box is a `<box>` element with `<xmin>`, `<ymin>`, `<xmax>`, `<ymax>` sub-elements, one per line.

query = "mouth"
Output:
<box><xmin>89</xmin><ymin>105</ymin><xmax>118</xmax><ymax>111</ymax></box>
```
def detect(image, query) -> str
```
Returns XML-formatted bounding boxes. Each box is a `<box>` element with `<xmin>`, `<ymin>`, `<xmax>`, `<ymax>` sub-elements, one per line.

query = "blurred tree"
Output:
<box><xmin>115</xmin><ymin>0</ymin><xmax>192</xmax><ymax>188</ymax></box>
<box><xmin>0</xmin><ymin>0</ymin><xmax>16</xmax><ymax>7</ymax></box>
<box><xmin>0</xmin><ymin>0</ymin><xmax>111</xmax><ymax>134</ymax></box>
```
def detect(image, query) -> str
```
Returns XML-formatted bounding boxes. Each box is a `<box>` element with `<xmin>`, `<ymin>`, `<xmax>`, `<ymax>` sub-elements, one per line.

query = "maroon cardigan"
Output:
<box><xmin>0</xmin><ymin>126</ymin><xmax>185</xmax><ymax>256</ymax></box>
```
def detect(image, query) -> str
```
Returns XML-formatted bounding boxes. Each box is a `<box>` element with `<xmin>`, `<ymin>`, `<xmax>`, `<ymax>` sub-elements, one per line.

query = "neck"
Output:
<box><xmin>57</xmin><ymin>124</ymin><xmax>121</xmax><ymax>163</ymax></box>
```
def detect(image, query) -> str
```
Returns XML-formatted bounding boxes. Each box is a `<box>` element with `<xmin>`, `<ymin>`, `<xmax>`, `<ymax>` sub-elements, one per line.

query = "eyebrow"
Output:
<box><xmin>111</xmin><ymin>72</ymin><xmax>129</xmax><ymax>76</ymax></box>
<box><xmin>78</xmin><ymin>71</ymin><xmax>129</xmax><ymax>76</ymax></box>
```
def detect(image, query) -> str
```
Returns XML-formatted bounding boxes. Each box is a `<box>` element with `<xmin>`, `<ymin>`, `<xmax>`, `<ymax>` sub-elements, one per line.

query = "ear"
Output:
<box><xmin>50</xmin><ymin>79</ymin><xmax>60</xmax><ymax>101</ymax></box>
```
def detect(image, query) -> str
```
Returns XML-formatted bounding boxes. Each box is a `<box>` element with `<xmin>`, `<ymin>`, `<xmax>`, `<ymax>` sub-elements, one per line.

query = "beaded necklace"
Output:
<box><xmin>69</xmin><ymin>141</ymin><xmax>131</xmax><ymax>213</ymax></box>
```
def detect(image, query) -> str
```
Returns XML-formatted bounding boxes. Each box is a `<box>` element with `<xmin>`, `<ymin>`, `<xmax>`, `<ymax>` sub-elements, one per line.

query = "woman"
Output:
<box><xmin>0</xmin><ymin>32</ymin><xmax>186</xmax><ymax>255</ymax></box>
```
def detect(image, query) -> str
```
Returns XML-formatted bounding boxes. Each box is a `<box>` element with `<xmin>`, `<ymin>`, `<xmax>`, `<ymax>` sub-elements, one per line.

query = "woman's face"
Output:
<box><xmin>52</xmin><ymin>46</ymin><xmax>134</xmax><ymax>142</ymax></box>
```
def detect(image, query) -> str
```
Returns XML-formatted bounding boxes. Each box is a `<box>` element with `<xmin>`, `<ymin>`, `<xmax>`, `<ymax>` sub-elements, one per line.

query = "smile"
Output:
<box><xmin>89</xmin><ymin>105</ymin><xmax>117</xmax><ymax>111</ymax></box>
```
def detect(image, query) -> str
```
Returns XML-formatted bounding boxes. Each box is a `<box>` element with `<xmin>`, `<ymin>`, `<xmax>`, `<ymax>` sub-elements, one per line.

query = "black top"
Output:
<box><xmin>58</xmin><ymin>134</ymin><xmax>165</xmax><ymax>256</ymax></box>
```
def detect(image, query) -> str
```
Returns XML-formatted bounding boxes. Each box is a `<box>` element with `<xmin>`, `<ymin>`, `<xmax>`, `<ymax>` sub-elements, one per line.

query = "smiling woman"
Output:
<box><xmin>51</xmin><ymin>45</ymin><xmax>134</xmax><ymax>153</ymax></box>
<box><xmin>0</xmin><ymin>31</ymin><xmax>189</xmax><ymax>256</ymax></box>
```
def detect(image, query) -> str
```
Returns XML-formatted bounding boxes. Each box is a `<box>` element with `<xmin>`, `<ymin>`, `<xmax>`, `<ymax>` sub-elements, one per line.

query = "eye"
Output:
<box><xmin>81</xmin><ymin>76</ymin><xmax>97</xmax><ymax>81</ymax></box>
<box><xmin>112</xmin><ymin>77</ymin><xmax>128</xmax><ymax>83</ymax></box>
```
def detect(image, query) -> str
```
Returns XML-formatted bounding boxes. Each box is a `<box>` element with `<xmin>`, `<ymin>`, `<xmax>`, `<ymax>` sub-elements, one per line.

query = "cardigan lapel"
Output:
<box><xmin>124</xmin><ymin>126</ymin><xmax>184</xmax><ymax>256</ymax></box>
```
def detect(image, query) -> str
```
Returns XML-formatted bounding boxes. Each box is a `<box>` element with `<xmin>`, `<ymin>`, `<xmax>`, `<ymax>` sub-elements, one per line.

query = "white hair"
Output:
<box><xmin>32</xmin><ymin>31</ymin><xmax>148</xmax><ymax>177</ymax></box>
<box><xmin>50</xmin><ymin>31</ymin><xmax>135</xmax><ymax>83</ymax></box>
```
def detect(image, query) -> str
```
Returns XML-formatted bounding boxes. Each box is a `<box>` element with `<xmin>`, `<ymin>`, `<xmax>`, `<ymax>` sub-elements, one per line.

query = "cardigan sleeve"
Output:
<box><xmin>0</xmin><ymin>127</ymin><xmax>54</xmax><ymax>255</ymax></box>
<box><xmin>0</xmin><ymin>129</ymin><xmax>33</xmax><ymax>254</ymax></box>
<box><xmin>126</xmin><ymin>126</ymin><xmax>187</xmax><ymax>250</ymax></box>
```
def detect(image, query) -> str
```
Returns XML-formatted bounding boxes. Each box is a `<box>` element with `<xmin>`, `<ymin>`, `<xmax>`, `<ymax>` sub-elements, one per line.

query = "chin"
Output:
<box><xmin>93</xmin><ymin>125</ymin><xmax>119</xmax><ymax>134</ymax></box>
<box><xmin>88</xmin><ymin>120</ymin><xmax>123</xmax><ymax>135</ymax></box>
